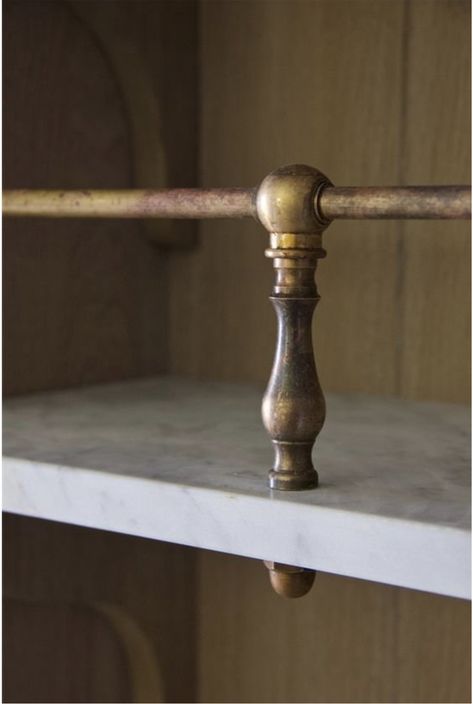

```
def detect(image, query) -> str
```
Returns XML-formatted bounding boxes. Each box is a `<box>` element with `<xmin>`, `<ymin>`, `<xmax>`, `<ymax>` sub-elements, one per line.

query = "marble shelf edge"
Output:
<box><xmin>3</xmin><ymin>455</ymin><xmax>470</xmax><ymax>600</ymax></box>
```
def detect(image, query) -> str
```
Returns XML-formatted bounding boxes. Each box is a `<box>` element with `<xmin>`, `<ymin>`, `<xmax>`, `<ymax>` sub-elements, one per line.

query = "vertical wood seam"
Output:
<box><xmin>395</xmin><ymin>0</ymin><xmax>411</xmax><ymax>400</ymax></box>
<box><xmin>393</xmin><ymin>1</ymin><xmax>411</xmax><ymax>700</ymax></box>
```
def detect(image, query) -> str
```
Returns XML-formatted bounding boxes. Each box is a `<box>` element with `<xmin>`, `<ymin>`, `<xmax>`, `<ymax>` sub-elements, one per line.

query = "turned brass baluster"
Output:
<box><xmin>257</xmin><ymin>164</ymin><xmax>332</xmax><ymax>491</ymax></box>
<box><xmin>256</xmin><ymin>164</ymin><xmax>333</xmax><ymax>597</ymax></box>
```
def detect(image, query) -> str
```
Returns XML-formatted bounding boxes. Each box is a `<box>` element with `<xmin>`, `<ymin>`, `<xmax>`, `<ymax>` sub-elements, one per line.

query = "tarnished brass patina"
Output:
<box><xmin>3</xmin><ymin>185</ymin><xmax>470</xmax><ymax>220</ymax></box>
<box><xmin>256</xmin><ymin>164</ymin><xmax>332</xmax><ymax>491</ymax></box>
<box><xmin>264</xmin><ymin>561</ymin><xmax>316</xmax><ymax>598</ymax></box>
<box><xmin>256</xmin><ymin>164</ymin><xmax>332</xmax><ymax>597</ymax></box>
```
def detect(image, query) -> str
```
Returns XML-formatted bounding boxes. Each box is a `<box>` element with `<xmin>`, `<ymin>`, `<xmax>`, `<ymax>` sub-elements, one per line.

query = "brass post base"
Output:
<box><xmin>268</xmin><ymin>469</ymin><xmax>318</xmax><ymax>491</ymax></box>
<box><xmin>269</xmin><ymin>440</ymin><xmax>319</xmax><ymax>490</ymax></box>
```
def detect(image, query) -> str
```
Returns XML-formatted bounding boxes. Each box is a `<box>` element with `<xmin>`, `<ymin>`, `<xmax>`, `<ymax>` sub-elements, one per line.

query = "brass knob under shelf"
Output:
<box><xmin>264</xmin><ymin>561</ymin><xmax>316</xmax><ymax>598</ymax></box>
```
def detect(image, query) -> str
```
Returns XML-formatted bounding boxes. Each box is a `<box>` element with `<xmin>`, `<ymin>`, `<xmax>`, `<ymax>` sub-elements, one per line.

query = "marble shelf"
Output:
<box><xmin>3</xmin><ymin>376</ymin><xmax>471</xmax><ymax>599</ymax></box>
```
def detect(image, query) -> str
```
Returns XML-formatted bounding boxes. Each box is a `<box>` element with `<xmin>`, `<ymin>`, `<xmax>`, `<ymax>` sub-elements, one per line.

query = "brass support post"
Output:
<box><xmin>257</xmin><ymin>164</ymin><xmax>332</xmax><ymax>491</ymax></box>
<box><xmin>256</xmin><ymin>164</ymin><xmax>333</xmax><ymax>598</ymax></box>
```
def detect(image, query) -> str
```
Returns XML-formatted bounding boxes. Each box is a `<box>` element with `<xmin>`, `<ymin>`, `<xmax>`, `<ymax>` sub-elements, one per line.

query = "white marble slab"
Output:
<box><xmin>3</xmin><ymin>376</ymin><xmax>470</xmax><ymax>598</ymax></box>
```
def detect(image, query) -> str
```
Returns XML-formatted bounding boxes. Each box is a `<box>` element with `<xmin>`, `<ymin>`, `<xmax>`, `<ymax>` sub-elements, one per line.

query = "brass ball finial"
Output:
<box><xmin>264</xmin><ymin>561</ymin><xmax>316</xmax><ymax>598</ymax></box>
<box><xmin>255</xmin><ymin>164</ymin><xmax>332</xmax><ymax>235</ymax></box>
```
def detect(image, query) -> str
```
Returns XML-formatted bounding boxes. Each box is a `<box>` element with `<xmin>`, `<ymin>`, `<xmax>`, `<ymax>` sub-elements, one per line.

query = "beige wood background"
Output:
<box><xmin>198</xmin><ymin>552</ymin><xmax>470</xmax><ymax>704</ymax></box>
<box><xmin>3</xmin><ymin>514</ymin><xmax>195</xmax><ymax>703</ymax></box>
<box><xmin>3</xmin><ymin>0</ymin><xmax>198</xmax><ymax>395</ymax></box>
<box><xmin>3</xmin><ymin>1</ymin><xmax>470</xmax><ymax>703</ymax></box>
<box><xmin>4</xmin><ymin>597</ymin><xmax>132</xmax><ymax>702</ymax></box>
<box><xmin>166</xmin><ymin>1</ymin><xmax>471</xmax><ymax>702</ymax></box>
<box><xmin>3</xmin><ymin>2</ymin><xmax>198</xmax><ymax>702</ymax></box>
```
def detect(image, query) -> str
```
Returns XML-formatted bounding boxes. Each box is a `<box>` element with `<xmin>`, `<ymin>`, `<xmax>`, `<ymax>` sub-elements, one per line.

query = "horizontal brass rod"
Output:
<box><xmin>320</xmin><ymin>186</ymin><xmax>471</xmax><ymax>220</ymax></box>
<box><xmin>2</xmin><ymin>185</ymin><xmax>471</xmax><ymax>220</ymax></box>
<box><xmin>2</xmin><ymin>188</ymin><xmax>256</xmax><ymax>219</ymax></box>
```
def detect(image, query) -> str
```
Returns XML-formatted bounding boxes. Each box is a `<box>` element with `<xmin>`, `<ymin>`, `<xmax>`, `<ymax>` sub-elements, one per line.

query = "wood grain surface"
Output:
<box><xmin>4</xmin><ymin>599</ymin><xmax>133</xmax><ymax>703</ymax></box>
<box><xmin>3</xmin><ymin>3</ymin><xmax>198</xmax><ymax>702</ymax></box>
<box><xmin>183</xmin><ymin>1</ymin><xmax>471</xmax><ymax>702</ymax></box>
<box><xmin>399</xmin><ymin>0</ymin><xmax>471</xmax><ymax>402</ymax></box>
<box><xmin>197</xmin><ymin>551</ymin><xmax>470</xmax><ymax>704</ymax></box>
<box><xmin>3</xmin><ymin>514</ymin><xmax>196</xmax><ymax>703</ymax></box>
<box><xmin>3</xmin><ymin>0</ymin><xmax>198</xmax><ymax>395</ymax></box>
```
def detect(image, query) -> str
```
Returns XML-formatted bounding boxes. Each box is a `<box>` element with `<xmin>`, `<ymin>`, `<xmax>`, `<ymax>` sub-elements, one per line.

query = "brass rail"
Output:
<box><xmin>3</xmin><ymin>185</ymin><xmax>471</xmax><ymax>220</ymax></box>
